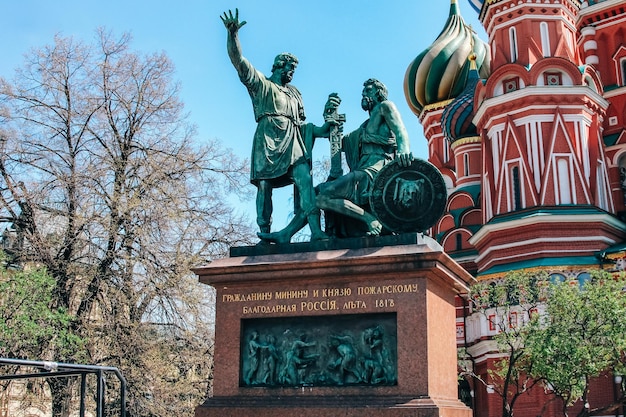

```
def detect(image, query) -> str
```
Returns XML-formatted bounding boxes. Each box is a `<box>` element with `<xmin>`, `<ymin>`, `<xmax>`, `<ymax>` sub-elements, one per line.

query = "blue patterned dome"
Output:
<box><xmin>467</xmin><ymin>0</ymin><xmax>483</xmax><ymax>13</ymax></box>
<box><xmin>441</xmin><ymin>55</ymin><xmax>480</xmax><ymax>142</ymax></box>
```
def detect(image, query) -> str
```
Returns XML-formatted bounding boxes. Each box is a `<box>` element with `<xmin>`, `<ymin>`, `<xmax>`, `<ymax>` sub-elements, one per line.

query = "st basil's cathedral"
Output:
<box><xmin>403</xmin><ymin>1</ymin><xmax>626</xmax><ymax>416</ymax></box>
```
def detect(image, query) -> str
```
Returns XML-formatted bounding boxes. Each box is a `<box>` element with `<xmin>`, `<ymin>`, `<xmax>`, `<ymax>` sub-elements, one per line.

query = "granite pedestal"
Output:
<box><xmin>193</xmin><ymin>234</ymin><xmax>474</xmax><ymax>417</ymax></box>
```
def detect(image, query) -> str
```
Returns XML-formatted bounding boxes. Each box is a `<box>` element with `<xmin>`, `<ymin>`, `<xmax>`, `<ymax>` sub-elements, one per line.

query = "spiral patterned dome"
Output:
<box><xmin>404</xmin><ymin>0</ymin><xmax>490</xmax><ymax>116</ymax></box>
<box><xmin>441</xmin><ymin>55</ymin><xmax>480</xmax><ymax>142</ymax></box>
<box><xmin>467</xmin><ymin>0</ymin><xmax>483</xmax><ymax>13</ymax></box>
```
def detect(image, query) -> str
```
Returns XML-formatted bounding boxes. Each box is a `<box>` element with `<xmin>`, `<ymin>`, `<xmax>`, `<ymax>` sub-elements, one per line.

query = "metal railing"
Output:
<box><xmin>0</xmin><ymin>358</ymin><xmax>126</xmax><ymax>417</ymax></box>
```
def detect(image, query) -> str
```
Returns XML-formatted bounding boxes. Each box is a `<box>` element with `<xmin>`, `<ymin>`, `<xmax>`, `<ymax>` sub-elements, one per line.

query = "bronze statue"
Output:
<box><xmin>317</xmin><ymin>78</ymin><xmax>413</xmax><ymax>237</ymax></box>
<box><xmin>221</xmin><ymin>9</ymin><xmax>332</xmax><ymax>242</ymax></box>
<box><xmin>221</xmin><ymin>9</ymin><xmax>434</xmax><ymax>243</ymax></box>
<box><xmin>257</xmin><ymin>78</ymin><xmax>413</xmax><ymax>242</ymax></box>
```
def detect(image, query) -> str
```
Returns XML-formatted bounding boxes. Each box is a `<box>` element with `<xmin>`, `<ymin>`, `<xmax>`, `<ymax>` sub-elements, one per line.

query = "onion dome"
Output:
<box><xmin>404</xmin><ymin>0</ymin><xmax>490</xmax><ymax>116</ymax></box>
<box><xmin>441</xmin><ymin>55</ymin><xmax>480</xmax><ymax>142</ymax></box>
<box><xmin>467</xmin><ymin>0</ymin><xmax>483</xmax><ymax>14</ymax></box>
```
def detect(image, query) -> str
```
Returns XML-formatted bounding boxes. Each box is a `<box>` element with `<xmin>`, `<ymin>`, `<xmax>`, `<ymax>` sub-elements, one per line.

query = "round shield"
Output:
<box><xmin>369</xmin><ymin>158</ymin><xmax>447</xmax><ymax>233</ymax></box>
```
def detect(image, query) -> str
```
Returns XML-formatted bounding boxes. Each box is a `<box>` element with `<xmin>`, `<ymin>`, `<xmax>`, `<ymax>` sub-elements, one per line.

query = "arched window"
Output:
<box><xmin>540</xmin><ymin>22</ymin><xmax>551</xmax><ymax>57</ymax></box>
<box><xmin>456</xmin><ymin>233</ymin><xmax>463</xmax><ymax>251</ymax></box>
<box><xmin>596</xmin><ymin>163</ymin><xmax>608</xmax><ymax>210</ymax></box>
<box><xmin>511</xmin><ymin>166</ymin><xmax>522</xmax><ymax>210</ymax></box>
<box><xmin>509</xmin><ymin>27</ymin><xmax>518</xmax><ymax>62</ymax></box>
<box><xmin>549</xmin><ymin>273</ymin><xmax>566</xmax><ymax>283</ymax></box>
<box><xmin>621</xmin><ymin>58</ymin><xmax>626</xmax><ymax>86</ymax></box>
<box><xmin>577</xmin><ymin>272</ymin><xmax>591</xmax><ymax>285</ymax></box>
<box><xmin>557</xmin><ymin>158</ymin><xmax>573</xmax><ymax>204</ymax></box>
<box><xmin>463</xmin><ymin>153</ymin><xmax>470</xmax><ymax>177</ymax></box>
<box><xmin>618</xmin><ymin>154</ymin><xmax>626</xmax><ymax>206</ymax></box>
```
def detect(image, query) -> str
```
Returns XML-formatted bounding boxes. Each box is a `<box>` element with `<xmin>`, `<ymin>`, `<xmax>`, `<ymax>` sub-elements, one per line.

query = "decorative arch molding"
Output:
<box><xmin>579</xmin><ymin>64</ymin><xmax>604</xmax><ymax>95</ymax></box>
<box><xmin>612</xmin><ymin>44</ymin><xmax>626</xmax><ymax>62</ymax></box>
<box><xmin>436</xmin><ymin>213</ymin><xmax>456</xmax><ymax>235</ymax></box>
<box><xmin>611</xmin><ymin>146</ymin><xmax>626</xmax><ymax>167</ymax></box>
<box><xmin>438</xmin><ymin>166</ymin><xmax>457</xmax><ymax>191</ymax></box>
<box><xmin>474</xmin><ymin>80</ymin><xmax>488</xmax><ymax>109</ymax></box>
<box><xmin>612</xmin><ymin>45</ymin><xmax>626</xmax><ymax>86</ymax></box>
<box><xmin>484</xmin><ymin>64</ymin><xmax>532</xmax><ymax>99</ymax></box>
<box><xmin>529</xmin><ymin>57</ymin><xmax>586</xmax><ymax>87</ymax></box>
<box><xmin>615</xmin><ymin>131</ymin><xmax>626</xmax><ymax>148</ymax></box>
<box><xmin>460</xmin><ymin>208</ymin><xmax>482</xmax><ymax>227</ymax></box>
<box><xmin>441</xmin><ymin>228</ymin><xmax>474</xmax><ymax>253</ymax></box>
<box><xmin>447</xmin><ymin>192</ymin><xmax>477</xmax><ymax>212</ymax></box>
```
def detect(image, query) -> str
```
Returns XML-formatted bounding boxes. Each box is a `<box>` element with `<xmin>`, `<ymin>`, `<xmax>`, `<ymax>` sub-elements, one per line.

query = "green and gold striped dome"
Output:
<box><xmin>404</xmin><ymin>0</ymin><xmax>490</xmax><ymax>116</ymax></box>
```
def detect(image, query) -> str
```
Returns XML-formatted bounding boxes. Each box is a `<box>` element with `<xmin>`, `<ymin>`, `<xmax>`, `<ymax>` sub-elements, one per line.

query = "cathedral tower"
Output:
<box><xmin>469</xmin><ymin>0</ymin><xmax>625</xmax><ymax>277</ymax></box>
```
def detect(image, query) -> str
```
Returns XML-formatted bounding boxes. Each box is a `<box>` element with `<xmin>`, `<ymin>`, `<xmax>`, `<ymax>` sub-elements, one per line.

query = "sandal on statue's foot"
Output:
<box><xmin>257</xmin><ymin>231</ymin><xmax>291</xmax><ymax>244</ymax></box>
<box><xmin>365</xmin><ymin>220</ymin><xmax>383</xmax><ymax>236</ymax></box>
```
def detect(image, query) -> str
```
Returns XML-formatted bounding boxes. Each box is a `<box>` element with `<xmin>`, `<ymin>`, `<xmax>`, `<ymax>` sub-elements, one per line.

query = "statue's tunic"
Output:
<box><xmin>235</xmin><ymin>57</ymin><xmax>308</xmax><ymax>188</ymax></box>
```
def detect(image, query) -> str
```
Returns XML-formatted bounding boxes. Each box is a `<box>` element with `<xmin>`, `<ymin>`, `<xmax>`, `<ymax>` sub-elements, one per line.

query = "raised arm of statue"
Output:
<box><xmin>220</xmin><ymin>9</ymin><xmax>247</xmax><ymax>68</ymax></box>
<box><xmin>380</xmin><ymin>101</ymin><xmax>412</xmax><ymax>167</ymax></box>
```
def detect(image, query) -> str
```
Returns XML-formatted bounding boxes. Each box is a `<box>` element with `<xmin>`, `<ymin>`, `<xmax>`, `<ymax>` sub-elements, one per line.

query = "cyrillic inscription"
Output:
<box><xmin>221</xmin><ymin>282</ymin><xmax>417</xmax><ymax>315</ymax></box>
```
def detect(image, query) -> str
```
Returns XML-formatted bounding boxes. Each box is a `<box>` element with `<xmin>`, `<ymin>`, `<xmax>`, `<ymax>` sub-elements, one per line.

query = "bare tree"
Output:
<box><xmin>0</xmin><ymin>29</ymin><xmax>254</xmax><ymax>416</ymax></box>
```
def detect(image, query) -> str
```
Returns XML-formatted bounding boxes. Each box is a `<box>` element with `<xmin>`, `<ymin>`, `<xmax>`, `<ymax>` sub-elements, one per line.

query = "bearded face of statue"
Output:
<box><xmin>361</xmin><ymin>84</ymin><xmax>380</xmax><ymax>111</ymax></box>
<box><xmin>361</xmin><ymin>96</ymin><xmax>375</xmax><ymax>111</ymax></box>
<box><xmin>279</xmin><ymin>62</ymin><xmax>296</xmax><ymax>85</ymax></box>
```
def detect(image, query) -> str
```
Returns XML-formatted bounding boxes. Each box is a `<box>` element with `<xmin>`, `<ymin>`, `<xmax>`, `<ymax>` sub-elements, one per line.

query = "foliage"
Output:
<box><xmin>0</xmin><ymin>254</ymin><xmax>84</xmax><ymax>360</ymax></box>
<box><xmin>467</xmin><ymin>271</ymin><xmax>548</xmax><ymax>417</ymax></box>
<box><xmin>467</xmin><ymin>270</ymin><xmax>626</xmax><ymax>417</ymax></box>
<box><xmin>0</xmin><ymin>29</ymin><xmax>255</xmax><ymax>416</ymax></box>
<box><xmin>524</xmin><ymin>271</ymin><xmax>626</xmax><ymax>416</ymax></box>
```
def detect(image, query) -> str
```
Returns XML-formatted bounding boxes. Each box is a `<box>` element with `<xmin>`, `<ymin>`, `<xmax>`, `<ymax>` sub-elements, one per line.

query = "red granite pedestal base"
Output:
<box><xmin>193</xmin><ymin>234</ymin><xmax>474</xmax><ymax>417</ymax></box>
<box><xmin>195</xmin><ymin>396</ymin><xmax>471</xmax><ymax>417</ymax></box>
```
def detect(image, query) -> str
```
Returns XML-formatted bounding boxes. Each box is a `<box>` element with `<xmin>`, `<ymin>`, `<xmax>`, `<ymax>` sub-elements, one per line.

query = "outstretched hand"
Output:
<box><xmin>220</xmin><ymin>9</ymin><xmax>247</xmax><ymax>33</ymax></box>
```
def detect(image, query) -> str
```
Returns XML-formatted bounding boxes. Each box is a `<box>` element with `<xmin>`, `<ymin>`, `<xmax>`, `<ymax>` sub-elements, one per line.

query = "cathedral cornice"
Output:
<box><xmin>450</xmin><ymin>136</ymin><xmax>481</xmax><ymax>150</ymax></box>
<box><xmin>579</xmin><ymin>0</ymin><xmax>626</xmax><ymax>25</ymax></box>
<box><xmin>469</xmin><ymin>209</ymin><xmax>626</xmax><ymax>253</ymax></box>
<box><xmin>480</xmin><ymin>0</ymin><xmax>581</xmax><ymax>24</ymax></box>
<box><xmin>420</xmin><ymin>99</ymin><xmax>454</xmax><ymax>120</ymax></box>
<box><xmin>473</xmin><ymin>86</ymin><xmax>608</xmax><ymax>123</ymax></box>
<box><xmin>604</xmin><ymin>85</ymin><xmax>626</xmax><ymax>99</ymax></box>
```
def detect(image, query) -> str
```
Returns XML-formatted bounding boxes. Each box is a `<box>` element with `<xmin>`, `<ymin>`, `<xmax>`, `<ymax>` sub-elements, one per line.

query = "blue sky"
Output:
<box><xmin>0</xmin><ymin>0</ymin><xmax>486</xmax><ymax>230</ymax></box>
